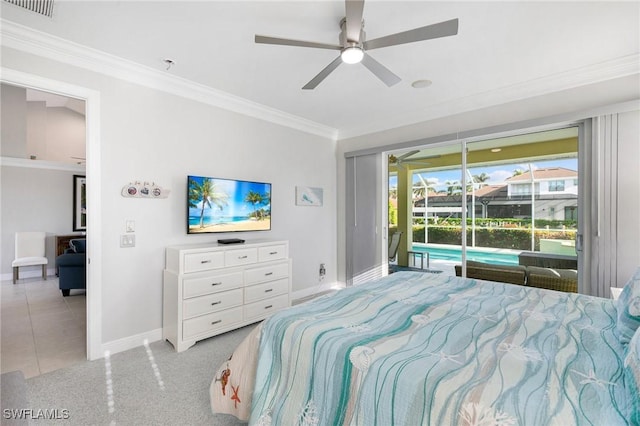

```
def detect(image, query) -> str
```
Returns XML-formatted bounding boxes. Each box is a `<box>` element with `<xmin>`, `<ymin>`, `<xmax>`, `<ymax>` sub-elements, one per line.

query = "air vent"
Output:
<box><xmin>3</xmin><ymin>0</ymin><xmax>54</xmax><ymax>17</ymax></box>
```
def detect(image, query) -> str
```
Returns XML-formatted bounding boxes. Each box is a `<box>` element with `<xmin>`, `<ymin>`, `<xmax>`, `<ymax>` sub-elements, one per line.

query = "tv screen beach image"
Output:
<box><xmin>188</xmin><ymin>176</ymin><xmax>271</xmax><ymax>233</ymax></box>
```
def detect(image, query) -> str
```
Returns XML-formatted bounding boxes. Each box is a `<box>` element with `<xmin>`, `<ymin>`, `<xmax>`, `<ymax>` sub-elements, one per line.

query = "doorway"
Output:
<box><xmin>1</xmin><ymin>68</ymin><xmax>103</xmax><ymax>367</ymax></box>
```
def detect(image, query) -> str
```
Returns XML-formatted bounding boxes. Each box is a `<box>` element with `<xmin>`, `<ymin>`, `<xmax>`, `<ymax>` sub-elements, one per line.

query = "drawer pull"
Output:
<box><xmin>201</xmin><ymin>260</ymin><xmax>212</xmax><ymax>264</ymax></box>
<box><xmin>265</xmin><ymin>305</ymin><xmax>273</xmax><ymax>309</ymax></box>
<box><xmin>265</xmin><ymin>272</ymin><xmax>273</xmax><ymax>276</ymax></box>
<box><xmin>265</xmin><ymin>289</ymin><xmax>273</xmax><ymax>293</ymax></box>
<box><xmin>211</xmin><ymin>320</ymin><xmax>222</xmax><ymax>325</ymax></box>
<box><xmin>211</xmin><ymin>301</ymin><xmax>221</xmax><ymax>306</ymax></box>
<box><xmin>211</xmin><ymin>282</ymin><xmax>222</xmax><ymax>286</ymax></box>
<box><xmin>269</xmin><ymin>251</ymin><xmax>278</xmax><ymax>255</ymax></box>
<box><xmin>238</xmin><ymin>255</ymin><xmax>248</xmax><ymax>259</ymax></box>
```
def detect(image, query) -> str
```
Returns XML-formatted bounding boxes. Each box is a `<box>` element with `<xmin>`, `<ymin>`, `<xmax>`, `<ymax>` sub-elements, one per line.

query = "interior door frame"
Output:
<box><xmin>1</xmin><ymin>67</ymin><xmax>103</xmax><ymax>360</ymax></box>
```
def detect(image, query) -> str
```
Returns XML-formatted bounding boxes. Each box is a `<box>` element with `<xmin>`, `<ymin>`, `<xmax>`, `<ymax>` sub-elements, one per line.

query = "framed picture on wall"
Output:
<box><xmin>73</xmin><ymin>175</ymin><xmax>87</xmax><ymax>231</ymax></box>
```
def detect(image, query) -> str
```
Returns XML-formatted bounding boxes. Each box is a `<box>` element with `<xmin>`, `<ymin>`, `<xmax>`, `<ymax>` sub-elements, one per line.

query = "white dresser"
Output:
<box><xmin>163</xmin><ymin>239</ymin><xmax>291</xmax><ymax>352</ymax></box>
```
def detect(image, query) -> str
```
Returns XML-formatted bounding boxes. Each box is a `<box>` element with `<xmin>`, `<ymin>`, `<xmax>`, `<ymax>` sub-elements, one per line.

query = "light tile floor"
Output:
<box><xmin>1</xmin><ymin>276</ymin><xmax>86</xmax><ymax>379</ymax></box>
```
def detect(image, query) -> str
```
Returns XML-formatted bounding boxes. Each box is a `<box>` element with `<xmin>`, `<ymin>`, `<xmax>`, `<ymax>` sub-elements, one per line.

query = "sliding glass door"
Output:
<box><xmin>387</xmin><ymin>127</ymin><xmax>580</xmax><ymax>288</ymax></box>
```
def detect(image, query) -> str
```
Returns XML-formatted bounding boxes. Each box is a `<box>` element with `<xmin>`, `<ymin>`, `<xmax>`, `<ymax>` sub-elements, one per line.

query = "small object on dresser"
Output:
<box><xmin>218</xmin><ymin>238</ymin><xmax>245</xmax><ymax>245</ymax></box>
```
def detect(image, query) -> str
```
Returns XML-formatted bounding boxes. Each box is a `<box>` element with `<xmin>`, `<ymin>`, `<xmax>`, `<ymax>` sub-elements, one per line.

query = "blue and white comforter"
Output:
<box><xmin>213</xmin><ymin>272</ymin><xmax>633</xmax><ymax>425</ymax></box>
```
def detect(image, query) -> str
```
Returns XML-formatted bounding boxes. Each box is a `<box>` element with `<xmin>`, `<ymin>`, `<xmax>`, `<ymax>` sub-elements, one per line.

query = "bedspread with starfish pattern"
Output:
<box><xmin>211</xmin><ymin>271</ymin><xmax>633</xmax><ymax>425</ymax></box>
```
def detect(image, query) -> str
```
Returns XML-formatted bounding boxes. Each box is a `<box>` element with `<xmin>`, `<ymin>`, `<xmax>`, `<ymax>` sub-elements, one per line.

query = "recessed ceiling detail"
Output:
<box><xmin>3</xmin><ymin>0</ymin><xmax>54</xmax><ymax>17</ymax></box>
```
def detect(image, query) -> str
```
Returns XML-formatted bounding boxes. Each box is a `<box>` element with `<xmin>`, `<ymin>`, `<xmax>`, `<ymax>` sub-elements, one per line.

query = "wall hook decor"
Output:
<box><xmin>121</xmin><ymin>181</ymin><xmax>170</xmax><ymax>199</ymax></box>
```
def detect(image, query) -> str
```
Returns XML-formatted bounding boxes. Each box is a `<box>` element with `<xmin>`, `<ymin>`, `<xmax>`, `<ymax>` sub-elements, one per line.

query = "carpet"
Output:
<box><xmin>1</xmin><ymin>370</ymin><xmax>29</xmax><ymax>425</ymax></box>
<box><xmin>23</xmin><ymin>325</ymin><xmax>256</xmax><ymax>425</ymax></box>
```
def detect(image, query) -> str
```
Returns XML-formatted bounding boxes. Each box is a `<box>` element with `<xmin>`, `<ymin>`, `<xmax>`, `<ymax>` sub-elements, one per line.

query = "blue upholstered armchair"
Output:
<box><xmin>56</xmin><ymin>239</ymin><xmax>86</xmax><ymax>296</ymax></box>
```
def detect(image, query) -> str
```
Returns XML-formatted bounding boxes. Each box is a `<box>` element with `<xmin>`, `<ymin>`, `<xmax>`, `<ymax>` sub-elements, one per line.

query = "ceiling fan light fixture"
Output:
<box><xmin>341</xmin><ymin>46</ymin><xmax>364</xmax><ymax>64</ymax></box>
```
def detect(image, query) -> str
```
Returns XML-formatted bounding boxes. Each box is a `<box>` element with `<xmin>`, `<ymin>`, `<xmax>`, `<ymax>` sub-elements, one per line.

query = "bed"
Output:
<box><xmin>210</xmin><ymin>270</ymin><xmax>640</xmax><ymax>425</ymax></box>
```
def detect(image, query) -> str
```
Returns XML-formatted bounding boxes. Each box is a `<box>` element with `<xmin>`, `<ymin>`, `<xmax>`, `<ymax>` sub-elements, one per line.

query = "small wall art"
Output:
<box><xmin>121</xmin><ymin>181</ymin><xmax>170</xmax><ymax>199</ymax></box>
<box><xmin>73</xmin><ymin>175</ymin><xmax>87</xmax><ymax>231</ymax></box>
<box><xmin>296</xmin><ymin>186</ymin><xmax>323</xmax><ymax>207</ymax></box>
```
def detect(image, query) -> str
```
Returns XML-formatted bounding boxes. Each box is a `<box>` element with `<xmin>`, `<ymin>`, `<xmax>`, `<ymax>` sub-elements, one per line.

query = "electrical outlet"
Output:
<box><xmin>120</xmin><ymin>234</ymin><xmax>135</xmax><ymax>248</ymax></box>
<box><xmin>319</xmin><ymin>263</ymin><xmax>326</xmax><ymax>281</ymax></box>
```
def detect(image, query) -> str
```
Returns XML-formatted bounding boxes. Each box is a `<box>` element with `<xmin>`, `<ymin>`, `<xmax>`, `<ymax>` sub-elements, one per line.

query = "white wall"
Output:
<box><xmin>1</xmin><ymin>83</ymin><xmax>27</xmax><ymax>157</ymax></box>
<box><xmin>2</xmin><ymin>46</ymin><xmax>337</xmax><ymax>346</ymax></box>
<box><xmin>0</xmin><ymin>165</ymin><xmax>82</xmax><ymax>275</ymax></box>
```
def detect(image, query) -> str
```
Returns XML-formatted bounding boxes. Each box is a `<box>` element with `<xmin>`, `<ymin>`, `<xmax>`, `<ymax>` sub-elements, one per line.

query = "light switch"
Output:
<box><xmin>126</xmin><ymin>220</ymin><xmax>135</xmax><ymax>233</ymax></box>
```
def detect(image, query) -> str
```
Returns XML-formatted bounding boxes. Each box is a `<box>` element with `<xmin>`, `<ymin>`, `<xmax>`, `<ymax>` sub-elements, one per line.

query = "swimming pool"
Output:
<box><xmin>411</xmin><ymin>244</ymin><xmax>521</xmax><ymax>266</ymax></box>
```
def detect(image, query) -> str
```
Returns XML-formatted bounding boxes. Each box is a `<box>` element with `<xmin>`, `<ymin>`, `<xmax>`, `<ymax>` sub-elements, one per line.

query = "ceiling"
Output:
<box><xmin>1</xmin><ymin>1</ymin><xmax>638</xmax><ymax>139</ymax></box>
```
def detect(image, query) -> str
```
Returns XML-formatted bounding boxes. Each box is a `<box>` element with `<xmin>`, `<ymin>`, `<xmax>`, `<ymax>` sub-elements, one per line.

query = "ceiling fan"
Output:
<box><xmin>389</xmin><ymin>151</ymin><xmax>441</xmax><ymax>168</ymax></box>
<box><xmin>255</xmin><ymin>0</ymin><xmax>459</xmax><ymax>90</ymax></box>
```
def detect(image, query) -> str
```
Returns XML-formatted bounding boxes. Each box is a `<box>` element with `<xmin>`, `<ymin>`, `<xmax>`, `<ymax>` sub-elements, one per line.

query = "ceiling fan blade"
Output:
<box><xmin>395</xmin><ymin>150</ymin><xmax>419</xmax><ymax>162</ymax></box>
<box><xmin>255</xmin><ymin>35</ymin><xmax>341</xmax><ymax>50</ymax></box>
<box><xmin>302</xmin><ymin>56</ymin><xmax>343</xmax><ymax>90</ymax></box>
<box><xmin>363</xmin><ymin>18</ymin><xmax>459</xmax><ymax>50</ymax></box>
<box><xmin>345</xmin><ymin>0</ymin><xmax>365</xmax><ymax>42</ymax></box>
<box><xmin>361</xmin><ymin>53</ymin><xmax>401</xmax><ymax>87</ymax></box>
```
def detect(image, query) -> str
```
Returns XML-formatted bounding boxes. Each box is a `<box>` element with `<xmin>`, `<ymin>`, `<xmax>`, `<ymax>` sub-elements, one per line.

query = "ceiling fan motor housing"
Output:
<box><xmin>339</xmin><ymin>17</ymin><xmax>365</xmax><ymax>47</ymax></box>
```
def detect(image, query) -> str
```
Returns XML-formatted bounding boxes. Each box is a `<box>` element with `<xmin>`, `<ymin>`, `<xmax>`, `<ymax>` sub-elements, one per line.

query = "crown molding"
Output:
<box><xmin>0</xmin><ymin>19</ymin><xmax>338</xmax><ymax>141</ymax></box>
<box><xmin>338</xmin><ymin>54</ymin><xmax>640</xmax><ymax>140</ymax></box>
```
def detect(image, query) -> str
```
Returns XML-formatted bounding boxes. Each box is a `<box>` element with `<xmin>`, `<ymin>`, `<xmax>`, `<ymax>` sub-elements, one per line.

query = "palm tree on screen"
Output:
<box><xmin>189</xmin><ymin>178</ymin><xmax>229</xmax><ymax>228</ymax></box>
<box><xmin>245</xmin><ymin>191</ymin><xmax>268</xmax><ymax>220</ymax></box>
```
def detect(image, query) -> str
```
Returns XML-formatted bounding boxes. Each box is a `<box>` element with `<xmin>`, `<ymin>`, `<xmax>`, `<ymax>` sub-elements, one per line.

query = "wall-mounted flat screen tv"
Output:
<box><xmin>187</xmin><ymin>175</ymin><xmax>271</xmax><ymax>234</ymax></box>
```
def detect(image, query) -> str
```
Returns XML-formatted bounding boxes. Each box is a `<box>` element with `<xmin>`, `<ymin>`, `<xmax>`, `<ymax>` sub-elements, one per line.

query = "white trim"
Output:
<box><xmin>1</xmin><ymin>67</ymin><xmax>104</xmax><ymax>362</ymax></box>
<box><xmin>291</xmin><ymin>280</ymin><xmax>344</xmax><ymax>302</ymax></box>
<box><xmin>0</xmin><ymin>19</ymin><xmax>338</xmax><ymax>141</ymax></box>
<box><xmin>101</xmin><ymin>328</ymin><xmax>163</xmax><ymax>358</ymax></box>
<box><xmin>1</xmin><ymin>156</ymin><xmax>86</xmax><ymax>173</ymax></box>
<box><xmin>338</xmin><ymin>54</ymin><xmax>640</xmax><ymax>139</ymax></box>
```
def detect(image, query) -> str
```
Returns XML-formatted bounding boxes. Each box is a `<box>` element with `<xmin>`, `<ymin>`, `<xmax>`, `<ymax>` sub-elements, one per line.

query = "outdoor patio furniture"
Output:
<box><xmin>455</xmin><ymin>261</ymin><xmax>527</xmax><ymax>285</ymax></box>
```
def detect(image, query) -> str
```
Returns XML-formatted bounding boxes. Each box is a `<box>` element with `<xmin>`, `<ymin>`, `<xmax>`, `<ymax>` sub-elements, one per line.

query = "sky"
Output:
<box><xmin>389</xmin><ymin>158</ymin><xmax>578</xmax><ymax>192</ymax></box>
<box><xmin>188</xmin><ymin>176</ymin><xmax>271</xmax><ymax>217</ymax></box>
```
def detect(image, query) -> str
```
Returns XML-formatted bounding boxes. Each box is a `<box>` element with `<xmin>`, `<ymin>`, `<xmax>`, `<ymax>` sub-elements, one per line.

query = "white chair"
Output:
<box><xmin>12</xmin><ymin>232</ymin><xmax>48</xmax><ymax>284</ymax></box>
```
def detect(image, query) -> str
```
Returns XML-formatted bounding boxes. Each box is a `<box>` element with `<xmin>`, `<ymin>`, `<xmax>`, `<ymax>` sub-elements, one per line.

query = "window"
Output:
<box><xmin>565</xmin><ymin>206</ymin><xmax>578</xmax><ymax>221</ymax></box>
<box><xmin>511</xmin><ymin>183</ymin><xmax>539</xmax><ymax>196</ymax></box>
<box><xmin>549</xmin><ymin>180</ymin><xmax>565</xmax><ymax>192</ymax></box>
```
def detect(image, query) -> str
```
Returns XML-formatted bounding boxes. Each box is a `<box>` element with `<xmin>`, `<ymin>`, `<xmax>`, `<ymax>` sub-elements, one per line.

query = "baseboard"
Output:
<box><xmin>101</xmin><ymin>328</ymin><xmax>163</xmax><ymax>358</ymax></box>
<box><xmin>291</xmin><ymin>280</ymin><xmax>345</xmax><ymax>302</ymax></box>
<box><xmin>0</xmin><ymin>267</ymin><xmax>56</xmax><ymax>282</ymax></box>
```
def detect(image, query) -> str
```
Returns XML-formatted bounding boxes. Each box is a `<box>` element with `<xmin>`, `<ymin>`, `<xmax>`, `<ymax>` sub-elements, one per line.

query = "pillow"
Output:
<box><xmin>527</xmin><ymin>266</ymin><xmax>560</xmax><ymax>277</ymax></box>
<box><xmin>557</xmin><ymin>269</ymin><xmax>578</xmax><ymax>280</ymax></box>
<box><xmin>615</xmin><ymin>267</ymin><xmax>640</xmax><ymax>344</ymax></box>
<box><xmin>624</xmin><ymin>327</ymin><xmax>640</xmax><ymax>423</ymax></box>
<box><xmin>69</xmin><ymin>239</ymin><xmax>86</xmax><ymax>253</ymax></box>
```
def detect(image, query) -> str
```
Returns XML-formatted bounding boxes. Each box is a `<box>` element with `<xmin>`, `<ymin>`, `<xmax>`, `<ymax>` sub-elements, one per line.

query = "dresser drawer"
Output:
<box><xmin>245</xmin><ymin>278</ymin><xmax>289</xmax><ymax>303</ymax></box>
<box><xmin>244</xmin><ymin>294</ymin><xmax>289</xmax><ymax>322</ymax></box>
<box><xmin>245</xmin><ymin>262</ymin><xmax>289</xmax><ymax>285</ymax></box>
<box><xmin>183</xmin><ymin>306</ymin><xmax>243</xmax><ymax>339</ymax></box>
<box><xmin>225</xmin><ymin>248</ymin><xmax>258</xmax><ymax>267</ymax></box>
<box><xmin>184</xmin><ymin>251</ymin><xmax>225</xmax><ymax>273</ymax></box>
<box><xmin>183</xmin><ymin>288</ymin><xmax>243</xmax><ymax>319</ymax></box>
<box><xmin>183</xmin><ymin>271</ymin><xmax>243</xmax><ymax>299</ymax></box>
<box><xmin>258</xmin><ymin>244</ymin><xmax>287</xmax><ymax>262</ymax></box>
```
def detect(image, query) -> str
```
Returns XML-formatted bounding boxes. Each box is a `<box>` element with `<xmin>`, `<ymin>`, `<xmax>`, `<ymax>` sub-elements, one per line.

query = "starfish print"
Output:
<box><xmin>470</xmin><ymin>313</ymin><xmax>498</xmax><ymax>323</ymax></box>
<box><xmin>571</xmin><ymin>369</ymin><xmax>617</xmax><ymax>388</ymax></box>
<box><xmin>426</xmin><ymin>351</ymin><xmax>463</xmax><ymax>365</ymax></box>
<box><xmin>231</xmin><ymin>385</ymin><xmax>241</xmax><ymax>408</ymax></box>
